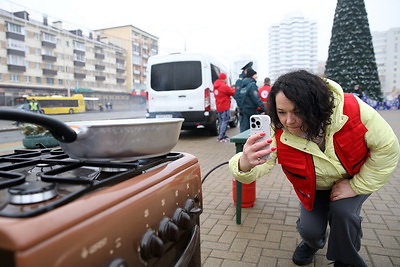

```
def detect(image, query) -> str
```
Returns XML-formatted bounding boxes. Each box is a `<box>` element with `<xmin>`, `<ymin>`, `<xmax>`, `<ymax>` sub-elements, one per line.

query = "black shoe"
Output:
<box><xmin>292</xmin><ymin>241</ymin><xmax>319</xmax><ymax>266</ymax></box>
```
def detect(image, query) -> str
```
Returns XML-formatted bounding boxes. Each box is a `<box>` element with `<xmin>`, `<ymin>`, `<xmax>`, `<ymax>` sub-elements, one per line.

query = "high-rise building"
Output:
<box><xmin>268</xmin><ymin>16</ymin><xmax>318</xmax><ymax>82</ymax></box>
<box><xmin>0</xmin><ymin>8</ymin><xmax>158</xmax><ymax>107</ymax></box>
<box><xmin>95</xmin><ymin>26</ymin><xmax>158</xmax><ymax>93</ymax></box>
<box><xmin>372</xmin><ymin>27</ymin><xmax>400</xmax><ymax>99</ymax></box>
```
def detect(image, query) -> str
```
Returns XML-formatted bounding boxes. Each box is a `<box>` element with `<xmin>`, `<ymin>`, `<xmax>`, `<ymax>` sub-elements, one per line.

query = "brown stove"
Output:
<box><xmin>0</xmin><ymin>148</ymin><xmax>202</xmax><ymax>266</ymax></box>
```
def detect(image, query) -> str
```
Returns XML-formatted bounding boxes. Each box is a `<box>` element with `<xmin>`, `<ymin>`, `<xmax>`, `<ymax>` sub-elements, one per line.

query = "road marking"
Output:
<box><xmin>0</xmin><ymin>141</ymin><xmax>23</xmax><ymax>153</ymax></box>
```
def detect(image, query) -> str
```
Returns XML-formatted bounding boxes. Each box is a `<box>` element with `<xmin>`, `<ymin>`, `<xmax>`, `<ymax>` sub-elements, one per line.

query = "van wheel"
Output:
<box><xmin>229</xmin><ymin>110</ymin><xmax>239</xmax><ymax>128</ymax></box>
<box><xmin>208</xmin><ymin>119</ymin><xmax>219</xmax><ymax>136</ymax></box>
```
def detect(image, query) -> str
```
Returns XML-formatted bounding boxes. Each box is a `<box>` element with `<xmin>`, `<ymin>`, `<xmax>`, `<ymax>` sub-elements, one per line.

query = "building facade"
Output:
<box><xmin>95</xmin><ymin>25</ymin><xmax>158</xmax><ymax>94</ymax></box>
<box><xmin>0</xmin><ymin>8</ymin><xmax>158</xmax><ymax>107</ymax></box>
<box><xmin>268</xmin><ymin>16</ymin><xmax>318</xmax><ymax>82</ymax></box>
<box><xmin>372</xmin><ymin>27</ymin><xmax>400</xmax><ymax>99</ymax></box>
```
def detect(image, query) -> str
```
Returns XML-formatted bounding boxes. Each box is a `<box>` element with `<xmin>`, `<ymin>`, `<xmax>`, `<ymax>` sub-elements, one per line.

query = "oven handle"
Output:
<box><xmin>174</xmin><ymin>225</ymin><xmax>200</xmax><ymax>267</ymax></box>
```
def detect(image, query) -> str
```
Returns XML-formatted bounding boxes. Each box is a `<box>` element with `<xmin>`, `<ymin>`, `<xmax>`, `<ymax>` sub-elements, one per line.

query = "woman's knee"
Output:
<box><xmin>296</xmin><ymin>219</ymin><xmax>327</xmax><ymax>249</ymax></box>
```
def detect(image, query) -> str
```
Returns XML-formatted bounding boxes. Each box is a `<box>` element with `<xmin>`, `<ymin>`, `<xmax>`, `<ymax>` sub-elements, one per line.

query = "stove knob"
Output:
<box><xmin>158</xmin><ymin>217</ymin><xmax>179</xmax><ymax>242</ymax></box>
<box><xmin>173</xmin><ymin>208</ymin><xmax>191</xmax><ymax>230</ymax></box>
<box><xmin>140</xmin><ymin>229</ymin><xmax>165</xmax><ymax>261</ymax></box>
<box><xmin>184</xmin><ymin>199</ymin><xmax>202</xmax><ymax>216</ymax></box>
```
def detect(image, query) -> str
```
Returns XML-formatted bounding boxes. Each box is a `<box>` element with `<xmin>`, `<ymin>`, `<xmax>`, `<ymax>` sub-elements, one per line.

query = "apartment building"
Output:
<box><xmin>0</xmin><ymin>8</ymin><xmax>158</xmax><ymax>107</ymax></box>
<box><xmin>95</xmin><ymin>25</ymin><xmax>158</xmax><ymax>94</ymax></box>
<box><xmin>372</xmin><ymin>27</ymin><xmax>400</xmax><ymax>99</ymax></box>
<box><xmin>268</xmin><ymin>16</ymin><xmax>318</xmax><ymax>82</ymax></box>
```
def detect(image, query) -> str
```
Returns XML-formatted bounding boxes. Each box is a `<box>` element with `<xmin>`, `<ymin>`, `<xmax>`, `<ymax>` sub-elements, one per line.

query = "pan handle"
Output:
<box><xmin>0</xmin><ymin>108</ymin><xmax>77</xmax><ymax>143</ymax></box>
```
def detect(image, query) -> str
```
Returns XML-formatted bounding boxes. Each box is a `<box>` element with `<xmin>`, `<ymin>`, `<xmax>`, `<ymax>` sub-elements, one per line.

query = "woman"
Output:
<box><xmin>229</xmin><ymin>70</ymin><xmax>399</xmax><ymax>266</ymax></box>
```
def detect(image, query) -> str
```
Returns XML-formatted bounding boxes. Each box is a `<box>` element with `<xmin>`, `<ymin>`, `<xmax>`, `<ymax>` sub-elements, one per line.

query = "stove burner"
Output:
<box><xmin>8</xmin><ymin>181</ymin><xmax>57</xmax><ymax>204</ymax></box>
<box><xmin>27</xmin><ymin>163</ymin><xmax>54</xmax><ymax>181</ymax></box>
<box><xmin>0</xmin><ymin>149</ymin><xmax>183</xmax><ymax>217</ymax></box>
<box><xmin>101</xmin><ymin>167</ymin><xmax>129</xmax><ymax>173</ymax></box>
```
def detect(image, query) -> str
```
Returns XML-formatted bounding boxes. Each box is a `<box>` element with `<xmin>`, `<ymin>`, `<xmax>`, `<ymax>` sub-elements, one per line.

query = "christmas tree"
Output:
<box><xmin>324</xmin><ymin>0</ymin><xmax>382</xmax><ymax>101</ymax></box>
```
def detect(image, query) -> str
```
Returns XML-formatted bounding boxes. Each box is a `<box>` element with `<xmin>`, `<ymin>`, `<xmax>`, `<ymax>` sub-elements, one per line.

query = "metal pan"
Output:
<box><xmin>0</xmin><ymin>108</ymin><xmax>184</xmax><ymax>161</ymax></box>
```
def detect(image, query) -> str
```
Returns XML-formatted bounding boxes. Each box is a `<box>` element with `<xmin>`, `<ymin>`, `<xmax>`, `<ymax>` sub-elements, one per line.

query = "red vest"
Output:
<box><xmin>276</xmin><ymin>93</ymin><xmax>369</xmax><ymax>211</ymax></box>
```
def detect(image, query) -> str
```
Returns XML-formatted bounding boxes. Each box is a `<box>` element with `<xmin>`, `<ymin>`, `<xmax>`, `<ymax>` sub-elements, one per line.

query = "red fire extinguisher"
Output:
<box><xmin>232</xmin><ymin>178</ymin><xmax>256</xmax><ymax>208</ymax></box>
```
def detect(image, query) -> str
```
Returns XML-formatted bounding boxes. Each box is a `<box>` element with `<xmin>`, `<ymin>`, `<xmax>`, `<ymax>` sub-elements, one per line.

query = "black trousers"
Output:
<box><xmin>297</xmin><ymin>190</ymin><xmax>370</xmax><ymax>266</ymax></box>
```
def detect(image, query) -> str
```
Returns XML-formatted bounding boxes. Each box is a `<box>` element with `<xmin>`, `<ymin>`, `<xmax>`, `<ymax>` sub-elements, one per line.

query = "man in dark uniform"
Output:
<box><xmin>234</xmin><ymin>61</ymin><xmax>253</xmax><ymax>131</ymax></box>
<box><xmin>236</xmin><ymin>68</ymin><xmax>267</xmax><ymax>132</ymax></box>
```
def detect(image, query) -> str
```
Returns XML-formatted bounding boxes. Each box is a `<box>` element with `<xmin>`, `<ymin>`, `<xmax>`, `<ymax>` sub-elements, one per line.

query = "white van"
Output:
<box><xmin>145</xmin><ymin>53</ymin><xmax>238</xmax><ymax>135</ymax></box>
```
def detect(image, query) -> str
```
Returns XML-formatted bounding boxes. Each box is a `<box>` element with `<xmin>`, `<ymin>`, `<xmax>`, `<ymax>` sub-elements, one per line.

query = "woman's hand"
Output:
<box><xmin>330</xmin><ymin>179</ymin><xmax>357</xmax><ymax>201</ymax></box>
<box><xmin>238</xmin><ymin>133</ymin><xmax>276</xmax><ymax>172</ymax></box>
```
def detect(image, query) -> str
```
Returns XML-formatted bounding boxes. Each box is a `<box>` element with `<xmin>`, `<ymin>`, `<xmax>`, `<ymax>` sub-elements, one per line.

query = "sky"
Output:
<box><xmin>1</xmin><ymin>0</ymin><xmax>400</xmax><ymax>78</ymax></box>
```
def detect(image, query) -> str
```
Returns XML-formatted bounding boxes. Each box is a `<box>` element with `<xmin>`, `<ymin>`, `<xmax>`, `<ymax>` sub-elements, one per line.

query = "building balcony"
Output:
<box><xmin>74</xmin><ymin>72</ymin><xmax>86</xmax><ymax>79</ymax></box>
<box><xmin>6</xmin><ymin>32</ymin><xmax>24</xmax><ymax>41</ymax></box>
<box><xmin>74</xmin><ymin>61</ymin><xmax>86</xmax><ymax>67</ymax></box>
<box><xmin>95</xmin><ymin>64</ymin><xmax>106</xmax><ymax>71</ymax></box>
<box><xmin>95</xmin><ymin>76</ymin><xmax>106</xmax><ymax>81</ymax></box>
<box><xmin>95</xmin><ymin>53</ymin><xmax>105</xmax><ymax>60</ymax></box>
<box><xmin>117</xmin><ymin>78</ymin><xmax>125</xmax><ymax>83</ymax></box>
<box><xmin>43</xmin><ymin>69</ymin><xmax>57</xmax><ymax>76</ymax></box>
<box><xmin>7</xmin><ymin>49</ymin><xmax>25</xmax><ymax>57</ymax></box>
<box><xmin>117</xmin><ymin>68</ymin><xmax>125</xmax><ymax>73</ymax></box>
<box><xmin>8</xmin><ymin>64</ymin><xmax>26</xmax><ymax>72</ymax></box>
<box><xmin>41</xmin><ymin>41</ymin><xmax>56</xmax><ymax>48</ymax></box>
<box><xmin>42</xmin><ymin>55</ymin><xmax>57</xmax><ymax>62</ymax></box>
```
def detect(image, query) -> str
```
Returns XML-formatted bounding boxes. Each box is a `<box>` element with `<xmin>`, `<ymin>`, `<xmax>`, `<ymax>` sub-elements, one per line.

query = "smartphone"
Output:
<box><xmin>250</xmin><ymin>114</ymin><xmax>271</xmax><ymax>160</ymax></box>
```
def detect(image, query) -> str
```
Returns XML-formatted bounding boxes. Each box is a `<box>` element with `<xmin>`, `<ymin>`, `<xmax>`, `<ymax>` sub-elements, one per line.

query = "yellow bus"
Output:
<box><xmin>26</xmin><ymin>94</ymin><xmax>86</xmax><ymax>114</ymax></box>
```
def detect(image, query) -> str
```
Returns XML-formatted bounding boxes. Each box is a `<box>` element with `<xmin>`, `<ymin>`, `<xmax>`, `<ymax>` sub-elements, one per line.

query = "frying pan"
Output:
<box><xmin>0</xmin><ymin>108</ymin><xmax>184</xmax><ymax>161</ymax></box>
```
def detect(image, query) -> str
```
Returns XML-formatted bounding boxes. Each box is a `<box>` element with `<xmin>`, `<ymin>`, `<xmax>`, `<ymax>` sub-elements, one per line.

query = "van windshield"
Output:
<box><xmin>151</xmin><ymin>61</ymin><xmax>202</xmax><ymax>91</ymax></box>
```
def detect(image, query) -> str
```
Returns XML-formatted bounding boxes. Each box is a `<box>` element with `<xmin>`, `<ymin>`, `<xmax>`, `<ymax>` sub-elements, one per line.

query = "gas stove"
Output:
<box><xmin>0</xmin><ymin>148</ymin><xmax>202</xmax><ymax>266</ymax></box>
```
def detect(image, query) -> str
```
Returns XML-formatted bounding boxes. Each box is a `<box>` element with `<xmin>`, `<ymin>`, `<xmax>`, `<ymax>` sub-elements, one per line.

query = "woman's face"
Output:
<box><xmin>275</xmin><ymin>91</ymin><xmax>304</xmax><ymax>136</ymax></box>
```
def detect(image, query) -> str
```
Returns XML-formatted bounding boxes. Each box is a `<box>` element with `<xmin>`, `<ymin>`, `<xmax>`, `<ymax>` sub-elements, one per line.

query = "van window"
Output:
<box><xmin>210</xmin><ymin>64</ymin><xmax>220</xmax><ymax>83</ymax></box>
<box><xmin>150</xmin><ymin>61</ymin><xmax>202</xmax><ymax>91</ymax></box>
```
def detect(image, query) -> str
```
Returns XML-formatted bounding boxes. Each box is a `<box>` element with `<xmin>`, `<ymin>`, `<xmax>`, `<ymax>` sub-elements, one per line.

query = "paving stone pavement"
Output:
<box><xmin>0</xmin><ymin>110</ymin><xmax>399</xmax><ymax>266</ymax></box>
<box><xmin>175</xmin><ymin>110</ymin><xmax>400</xmax><ymax>267</ymax></box>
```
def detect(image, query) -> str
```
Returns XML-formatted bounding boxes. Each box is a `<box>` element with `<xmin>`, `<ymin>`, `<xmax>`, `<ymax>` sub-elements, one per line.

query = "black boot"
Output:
<box><xmin>292</xmin><ymin>240</ymin><xmax>319</xmax><ymax>265</ymax></box>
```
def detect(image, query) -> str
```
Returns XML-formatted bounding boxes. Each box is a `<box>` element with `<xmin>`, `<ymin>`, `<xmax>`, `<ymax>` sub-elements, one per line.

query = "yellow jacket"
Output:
<box><xmin>229</xmin><ymin>79</ymin><xmax>400</xmax><ymax>195</ymax></box>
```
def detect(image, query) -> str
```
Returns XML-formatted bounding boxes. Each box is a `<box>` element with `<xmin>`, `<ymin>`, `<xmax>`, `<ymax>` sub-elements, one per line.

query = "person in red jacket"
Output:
<box><xmin>214</xmin><ymin>73</ymin><xmax>235</xmax><ymax>142</ymax></box>
<box><xmin>258</xmin><ymin>77</ymin><xmax>271</xmax><ymax>109</ymax></box>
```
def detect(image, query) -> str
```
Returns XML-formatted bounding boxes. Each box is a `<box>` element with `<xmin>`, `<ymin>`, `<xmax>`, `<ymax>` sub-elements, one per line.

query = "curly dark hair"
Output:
<box><xmin>267</xmin><ymin>70</ymin><xmax>335</xmax><ymax>140</ymax></box>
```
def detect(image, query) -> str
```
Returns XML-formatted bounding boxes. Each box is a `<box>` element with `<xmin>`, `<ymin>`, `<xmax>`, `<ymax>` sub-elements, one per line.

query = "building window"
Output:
<box><xmin>36</xmin><ymin>77</ymin><xmax>42</xmax><ymax>83</ymax></box>
<box><xmin>46</xmin><ymin>78</ymin><xmax>54</xmax><ymax>84</ymax></box>
<box><xmin>42</xmin><ymin>32</ymin><xmax>56</xmax><ymax>43</ymax></box>
<box><xmin>58</xmin><ymin>79</ymin><xmax>64</xmax><ymax>85</ymax></box>
<box><xmin>10</xmin><ymin>74</ymin><xmax>19</xmax><ymax>82</ymax></box>
<box><xmin>74</xmin><ymin>53</ymin><xmax>85</xmax><ymax>62</ymax></box>
<box><xmin>42</xmin><ymin>48</ymin><xmax>54</xmax><ymax>56</ymax></box>
<box><xmin>73</xmin><ymin>40</ymin><xmax>85</xmax><ymax>51</ymax></box>
<box><xmin>6</xmin><ymin>39</ymin><xmax>25</xmax><ymax>51</ymax></box>
<box><xmin>6</xmin><ymin>22</ymin><xmax>25</xmax><ymax>35</ymax></box>
<box><xmin>7</xmin><ymin>54</ymin><xmax>25</xmax><ymax>66</ymax></box>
